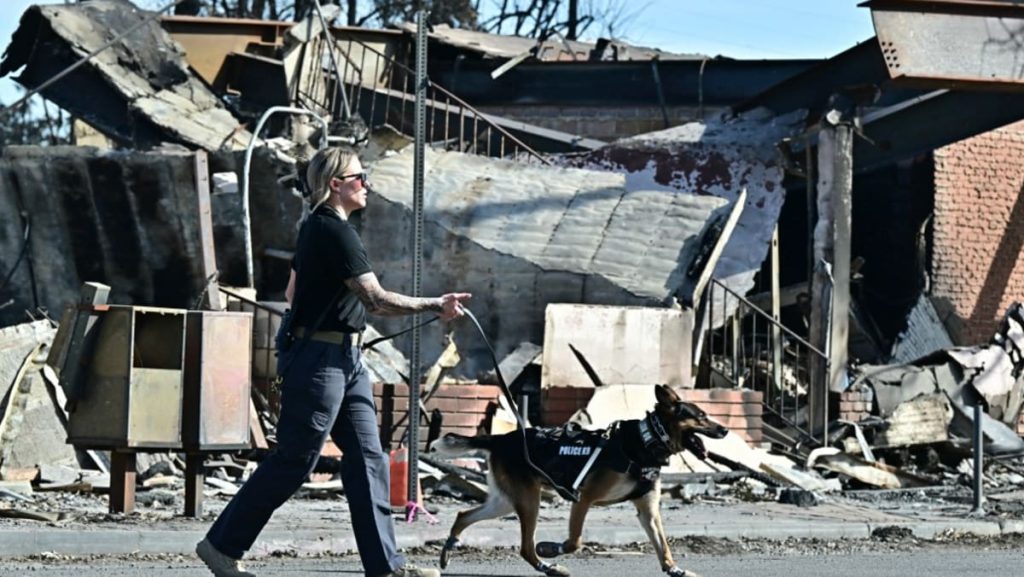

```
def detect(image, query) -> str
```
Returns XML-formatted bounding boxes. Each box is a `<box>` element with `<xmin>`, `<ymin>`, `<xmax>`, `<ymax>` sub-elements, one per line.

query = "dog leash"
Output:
<box><xmin>461</xmin><ymin>307</ymin><xmax>575</xmax><ymax>500</ymax></box>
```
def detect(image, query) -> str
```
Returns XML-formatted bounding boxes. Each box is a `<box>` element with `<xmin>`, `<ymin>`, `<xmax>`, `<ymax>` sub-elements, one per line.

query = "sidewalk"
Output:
<box><xmin>0</xmin><ymin>492</ymin><xmax>1018</xmax><ymax>558</ymax></box>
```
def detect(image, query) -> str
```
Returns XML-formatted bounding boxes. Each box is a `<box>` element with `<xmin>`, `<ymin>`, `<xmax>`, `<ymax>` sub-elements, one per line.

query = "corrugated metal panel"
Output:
<box><xmin>572</xmin><ymin>110</ymin><xmax>799</xmax><ymax>296</ymax></box>
<box><xmin>889</xmin><ymin>294</ymin><xmax>955</xmax><ymax>363</ymax></box>
<box><xmin>369</xmin><ymin>148</ymin><xmax>727</xmax><ymax>302</ymax></box>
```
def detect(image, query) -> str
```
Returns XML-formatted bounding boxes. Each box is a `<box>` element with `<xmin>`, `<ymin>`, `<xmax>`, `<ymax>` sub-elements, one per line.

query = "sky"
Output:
<box><xmin>0</xmin><ymin>0</ymin><xmax>877</xmax><ymax>107</ymax></box>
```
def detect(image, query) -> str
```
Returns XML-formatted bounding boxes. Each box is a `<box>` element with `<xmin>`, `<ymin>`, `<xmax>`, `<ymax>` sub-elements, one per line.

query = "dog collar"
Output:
<box><xmin>638</xmin><ymin>411</ymin><xmax>673</xmax><ymax>455</ymax></box>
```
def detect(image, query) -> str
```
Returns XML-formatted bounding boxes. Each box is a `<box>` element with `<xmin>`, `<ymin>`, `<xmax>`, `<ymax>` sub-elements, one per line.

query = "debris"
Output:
<box><xmin>947</xmin><ymin>398</ymin><xmax>1024</xmax><ymax>456</ymax></box>
<box><xmin>0</xmin><ymin>509</ymin><xmax>67</xmax><ymax>522</ymax></box>
<box><xmin>811</xmin><ymin>451</ymin><xmax>931</xmax><ymax>489</ymax></box>
<box><xmin>0</xmin><ymin>1</ymin><xmax>250</xmax><ymax>150</ymax></box>
<box><xmin>0</xmin><ymin>480</ymin><xmax>34</xmax><ymax>500</ymax></box>
<box><xmin>874</xmin><ymin>393</ymin><xmax>953</xmax><ymax>448</ymax></box>
<box><xmin>491</xmin><ymin>342</ymin><xmax>542</xmax><ymax>386</ymax></box>
<box><xmin>37</xmin><ymin>464</ymin><xmax>80</xmax><ymax>486</ymax></box>
<box><xmin>760</xmin><ymin>462</ymin><xmax>840</xmax><ymax>493</ymax></box>
<box><xmin>139</xmin><ymin>461</ymin><xmax>177</xmax><ymax>484</ymax></box>
<box><xmin>36</xmin><ymin>480</ymin><xmax>92</xmax><ymax>493</ymax></box>
<box><xmin>890</xmin><ymin>295</ymin><xmax>954</xmax><ymax>364</ymax></box>
<box><xmin>673</xmin><ymin>477</ymin><xmax>718</xmax><ymax>501</ymax></box>
<box><xmin>434</xmin><ymin>473</ymin><xmax>489</xmax><ymax>502</ymax></box>
<box><xmin>204</xmin><ymin>476</ymin><xmax>239</xmax><ymax>496</ymax></box>
<box><xmin>778</xmin><ymin>488</ymin><xmax>820</xmax><ymax>507</ymax></box>
<box><xmin>141</xmin><ymin>475</ymin><xmax>178</xmax><ymax>489</ymax></box>
<box><xmin>423</xmin><ymin>337</ymin><xmax>462</xmax><ymax>402</ymax></box>
<box><xmin>871</xmin><ymin>525</ymin><xmax>915</xmax><ymax>542</ymax></box>
<box><xmin>0</xmin><ymin>341</ymin><xmax>79</xmax><ymax>480</ymax></box>
<box><xmin>541</xmin><ymin>305</ymin><xmax>696</xmax><ymax>390</ymax></box>
<box><xmin>567</xmin><ymin>343</ymin><xmax>606</xmax><ymax>388</ymax></box>
<box><xmin>490</xmin><ymin>394</ymin><xmax>522</xmax><ymax>435</ymax></box>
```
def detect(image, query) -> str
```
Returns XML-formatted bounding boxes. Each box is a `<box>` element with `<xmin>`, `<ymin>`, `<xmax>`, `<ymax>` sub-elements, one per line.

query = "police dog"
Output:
<box><xmin>430</xmin><ymin>384</ymin><xmax>728</xmax><ymax>577</ymax></box>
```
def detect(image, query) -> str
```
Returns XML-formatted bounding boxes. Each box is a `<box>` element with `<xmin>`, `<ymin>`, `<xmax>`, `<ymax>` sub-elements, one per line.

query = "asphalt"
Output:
<box><xmin>0</xmin><ymin>490</ymin><xmax>1020</xmax><ymax>558</ymax></box>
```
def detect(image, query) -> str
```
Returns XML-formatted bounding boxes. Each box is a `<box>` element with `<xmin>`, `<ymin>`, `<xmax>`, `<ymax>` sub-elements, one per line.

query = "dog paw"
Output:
<box><xmin>439</xmin><ymin>536</ymin><xmax>460</xmax><ymax>569</ymax></box>
<box><xmin>536</xmin><ymin>541</ymin><xmax>564</xmax><ymax>558</ymax></box>
<box><xmin>666</xmin><ymin>566</ymin><xmax>701</xmax><ymax>577</ymax></box>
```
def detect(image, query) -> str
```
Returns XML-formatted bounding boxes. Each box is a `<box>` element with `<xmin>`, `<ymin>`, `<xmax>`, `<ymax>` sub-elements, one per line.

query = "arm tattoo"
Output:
<box><xmin>344</xmin><ymin>272</ymin><xmax>443</xmax><ymax>316</ymax></box>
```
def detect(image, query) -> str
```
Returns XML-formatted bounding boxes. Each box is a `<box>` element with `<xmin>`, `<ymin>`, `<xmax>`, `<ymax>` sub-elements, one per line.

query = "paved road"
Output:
<box><xmin>1</xmin><ymin>549</ymin><xmax>1023</xmax><ymax>577</ymax></box>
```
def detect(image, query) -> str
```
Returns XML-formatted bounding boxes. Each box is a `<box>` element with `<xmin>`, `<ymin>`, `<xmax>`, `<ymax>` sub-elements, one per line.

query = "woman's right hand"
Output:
<box><xmin>439</xmin><ymin>293</ymin><xmax>472</xmax><ymax>321</ymax></box>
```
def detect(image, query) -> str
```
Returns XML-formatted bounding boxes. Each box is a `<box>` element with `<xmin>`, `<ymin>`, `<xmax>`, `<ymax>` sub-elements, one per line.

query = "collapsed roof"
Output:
<box><xmin>369</xmin><ymin>147</ymin><xmax>730</xmax><ymax>304</ymax></box>
<box><xmin>0</xmin><ymin>0</ymin><xmax>250</xmax><ymax>151</ymax></box>
<box><xmin>393</xmin><ymin>22</ymin><xmax>707</xmax><ymax>62</ymax></box>
<box><xmin>570</xmin><ymin>109</ymin><xmax>802</xmax><ymax>297</ymax></box>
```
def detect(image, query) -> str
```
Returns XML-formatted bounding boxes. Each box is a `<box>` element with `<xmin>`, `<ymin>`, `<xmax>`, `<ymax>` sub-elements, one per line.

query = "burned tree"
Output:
<box><xmin>481</xmin><ymin>0</ymin><xmax>642</xmax><ymax>40</ymax></box>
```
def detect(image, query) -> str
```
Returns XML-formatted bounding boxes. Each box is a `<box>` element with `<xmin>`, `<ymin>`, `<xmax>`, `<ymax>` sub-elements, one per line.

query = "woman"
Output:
<box><xmin>197</xmin><ymin>146</ymin><xmax>470</xmax><ymax>577</ymax></box>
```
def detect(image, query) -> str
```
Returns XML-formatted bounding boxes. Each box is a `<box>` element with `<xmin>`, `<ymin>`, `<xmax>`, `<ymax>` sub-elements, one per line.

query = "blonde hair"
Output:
<box><xmin>305</xmin><ymin>146</ymin><xmax>358</xmax><ymax>210</ymax></box>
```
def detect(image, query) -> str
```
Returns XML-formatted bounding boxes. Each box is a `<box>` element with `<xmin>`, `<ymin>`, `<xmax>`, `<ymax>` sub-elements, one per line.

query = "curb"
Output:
<box><xmin>0</xmin><ymin>519</ymin><xmax>1014</xmax><ymax>559</ymax></box>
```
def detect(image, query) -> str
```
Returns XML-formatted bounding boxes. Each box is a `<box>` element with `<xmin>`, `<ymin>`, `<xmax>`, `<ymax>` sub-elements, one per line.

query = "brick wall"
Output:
<box><xmin>374</xmin><ymin>383</ymin><xmax>501</xmax><ymax>452</ymax></box>
<box><xmin>541</xmin><ymin>387</ymin><xmax>764</xmax><ymax>443</ymax></box>
<box><xmin>477</xmin><ymin>105</ymin><xmax>721</xmax><ymax>142</ymax></box>
<box><xmin>837</xmin><ymin>389</ymin><xmax>874</xmax><ymax>424</ymax></box>
<box><xmin>933</xmin><ymin>121</ymin><xmax>1024</xmax><ymax>344</ymax></box>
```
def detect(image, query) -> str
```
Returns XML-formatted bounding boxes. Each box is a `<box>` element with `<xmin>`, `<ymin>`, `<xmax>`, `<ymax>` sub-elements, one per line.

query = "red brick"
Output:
<box><xmin>933</xmin><ymin>122</ymin><xmax>1024</xmax><ymax>344</ymax></box>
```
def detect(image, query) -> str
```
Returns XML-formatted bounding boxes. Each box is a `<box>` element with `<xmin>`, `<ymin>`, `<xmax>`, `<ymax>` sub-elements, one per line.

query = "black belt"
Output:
<box><xmin>293</xmin><ymin>327</ymin><xmax>364</xmax><ymax>348</ymax></box>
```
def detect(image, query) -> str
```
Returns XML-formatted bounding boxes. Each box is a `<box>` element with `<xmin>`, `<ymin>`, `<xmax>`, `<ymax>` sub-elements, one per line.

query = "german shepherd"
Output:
<box><xmin>430</xmin><ymin>384</ymin><xmax>728</xmax><ymax>577</ymax></box>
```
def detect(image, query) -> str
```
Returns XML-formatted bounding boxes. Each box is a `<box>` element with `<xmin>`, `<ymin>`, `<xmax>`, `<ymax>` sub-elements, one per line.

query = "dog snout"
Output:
<box><xmin>700</xmin><ymin>420</ymin><xmax>729</xmax><ymax>439</ymax></box>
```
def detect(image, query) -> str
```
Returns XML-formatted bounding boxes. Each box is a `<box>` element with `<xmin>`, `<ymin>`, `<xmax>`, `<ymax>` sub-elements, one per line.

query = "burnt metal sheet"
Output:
<box><xmin>867</xmin><ymin>0</ymin><xmax>1024</xmax><ymax>89</ymax></box>
<box><xmin>183</xmin><ymin>311</ymin><xmax>252</xmax><ymax>451</ymax></box>
<box><xmin>67</xmin><ymin>306</ymin><xmax>186</xmax><ymax>450</ymax></box>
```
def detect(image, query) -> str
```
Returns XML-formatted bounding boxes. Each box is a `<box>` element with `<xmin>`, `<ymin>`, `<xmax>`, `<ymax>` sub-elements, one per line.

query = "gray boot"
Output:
<box><xmin>196</xmin><ymin>538</ymin><xmax>257</xmax><ymax>577</ymax></box>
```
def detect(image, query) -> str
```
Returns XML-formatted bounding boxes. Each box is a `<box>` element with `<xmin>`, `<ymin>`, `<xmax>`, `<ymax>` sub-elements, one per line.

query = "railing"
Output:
<box><xmin>704</xmin><ymin>278</ymin><xmax>828</xmax><ymax>446</ymax></box>
<box><xmin>293</xmin><ymin>32</ymin><xmax>595</xmax><ymax>162</ymax></box>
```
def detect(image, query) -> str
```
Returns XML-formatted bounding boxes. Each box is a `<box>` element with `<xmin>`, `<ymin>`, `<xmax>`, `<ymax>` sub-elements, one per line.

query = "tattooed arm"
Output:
<box><xmin>344</xmin><ymin>272</ymin><xmax>472</xmax><ymax>320</ymax></box>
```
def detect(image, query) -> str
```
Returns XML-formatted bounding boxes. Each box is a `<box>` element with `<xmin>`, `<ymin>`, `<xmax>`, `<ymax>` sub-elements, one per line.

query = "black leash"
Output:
<box><xmin>361</xmin><ymin>315</ymin><xmax>439</xmax><ymax>351</ymax></box>
<box><xmin>461</xmin><ymin>307</ymin><xmax>579</xmax><ymax>501</ymax></box>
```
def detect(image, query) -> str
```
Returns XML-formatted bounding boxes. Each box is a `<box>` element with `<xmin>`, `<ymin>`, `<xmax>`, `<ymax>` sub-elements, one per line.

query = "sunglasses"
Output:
<box><xmin>336</xmin><ymin>172</ymin><xmax>368</xmax><ymax>186</ymax></box>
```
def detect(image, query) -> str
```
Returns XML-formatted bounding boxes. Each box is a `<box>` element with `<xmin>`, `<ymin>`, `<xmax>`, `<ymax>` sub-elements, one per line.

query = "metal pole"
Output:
<box><xmin>971</xmin><ymin>403</ymin><xmax>985</xmax><ymax>515</ymax></box>
<box><xmin>771</xmin><ymin>225</ymin><xmax>783</xmax><ymax>392</ymax></box>
<box><xmin>406</xmin><ymin>9</ymin><xmax>429</xmax><ymax>511</ymax></box>
<box><xmin>312</xmin><ymin>1</ymin><xmax>352</xmax><ymax>121</ymax></box>
<box><xmin>242</xmin><ymin>106</ymin><xmax>329</xmax><ymax>288</ymax></box>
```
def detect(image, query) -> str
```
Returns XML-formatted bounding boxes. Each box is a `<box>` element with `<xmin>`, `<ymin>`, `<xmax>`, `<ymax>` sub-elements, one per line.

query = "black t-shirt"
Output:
<box><xmin>291</xmin><ymin>206</ymin><xmax>372</xmax><ymax>333</ymax></box>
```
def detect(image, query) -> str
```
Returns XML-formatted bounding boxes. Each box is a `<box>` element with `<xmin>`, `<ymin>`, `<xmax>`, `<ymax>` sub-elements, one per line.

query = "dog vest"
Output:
<box><xmin>525</xmin><ymin>417</ymin><xmax>671</xmax><ymax>502</ymax></box>
<box><xmin>525</xmin><ymin>423</ymin><xmax>610</xmax><ymax>501</ymax></box>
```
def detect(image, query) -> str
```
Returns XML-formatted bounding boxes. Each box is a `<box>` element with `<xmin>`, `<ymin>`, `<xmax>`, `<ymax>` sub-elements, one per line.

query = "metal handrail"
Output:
<box><xmin>342</xmin><ymin>36</ymin><xmax>552</xmax><ymax>164</ymax></box>
<box><xmin>241</xmin><ymin>106</ymin><xmax>329</xmax><ymax>288</ymax></box>
<box><xmin>706</xmin><ymin>277</ymin><xmax>827</xmax><ymax>444</ymax></box>
<box><xmin>710</xmin><ymin>278</ymin><xmax>827</xmax><ymax>358</ymax></box>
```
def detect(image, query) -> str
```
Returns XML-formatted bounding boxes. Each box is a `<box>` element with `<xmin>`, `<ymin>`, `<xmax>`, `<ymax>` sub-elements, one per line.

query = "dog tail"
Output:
<box><xmin>429</xmin><ymin>432</ymin><xmax>492</xmax><ymax>456</ymax></box>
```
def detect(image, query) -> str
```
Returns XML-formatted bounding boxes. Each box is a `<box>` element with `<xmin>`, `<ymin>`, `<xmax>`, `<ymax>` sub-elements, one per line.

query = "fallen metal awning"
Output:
<box><xmin>863</xmin><ymin>0</ymin><xmax>1024</xmax><ymax>90</ymax></box>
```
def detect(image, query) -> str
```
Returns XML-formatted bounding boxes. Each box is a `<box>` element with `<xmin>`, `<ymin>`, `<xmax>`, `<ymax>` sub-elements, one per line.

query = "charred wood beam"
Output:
<box><xmin>431</xmin><ymin>58</ymin><xmax>818</xmax><ymax>107</ymax></box>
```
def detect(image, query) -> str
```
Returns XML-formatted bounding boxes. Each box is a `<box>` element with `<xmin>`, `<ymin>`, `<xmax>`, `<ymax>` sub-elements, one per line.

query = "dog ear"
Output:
<box><xmin>654</xmin><ymin>384</ymin><xmax>680</xmax><ymax>406</ymax></box>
